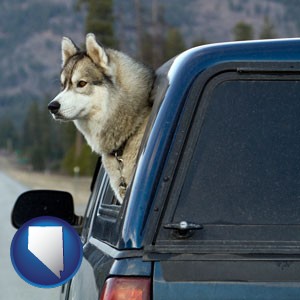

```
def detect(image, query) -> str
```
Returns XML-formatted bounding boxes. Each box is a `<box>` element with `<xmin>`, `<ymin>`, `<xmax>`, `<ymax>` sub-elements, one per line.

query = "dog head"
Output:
<box><xmin>48</xmin><ymin>33</ymin><xmax>113</xmax><ymax>121</ymax></box>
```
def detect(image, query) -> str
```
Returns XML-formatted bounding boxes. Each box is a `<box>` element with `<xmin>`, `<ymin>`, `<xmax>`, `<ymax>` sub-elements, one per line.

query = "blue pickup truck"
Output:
<box><xmin>12</xmin><ymin>39</ymin><xmax>300</xmax><ymax>299</ymax></box>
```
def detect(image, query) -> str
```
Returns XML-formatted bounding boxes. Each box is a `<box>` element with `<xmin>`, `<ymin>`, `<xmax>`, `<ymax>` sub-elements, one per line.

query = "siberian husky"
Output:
<box><xmin>48</xmin><ymin>33</ymin><xmax>154</xmax><ymax>203</ymax></box>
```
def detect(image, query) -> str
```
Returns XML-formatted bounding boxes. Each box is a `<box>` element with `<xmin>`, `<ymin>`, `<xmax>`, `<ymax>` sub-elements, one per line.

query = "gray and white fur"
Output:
<box><xmin>48</xmin><ymin>33</ymin><xmax>154</xmax><ymax>203</ymax></box>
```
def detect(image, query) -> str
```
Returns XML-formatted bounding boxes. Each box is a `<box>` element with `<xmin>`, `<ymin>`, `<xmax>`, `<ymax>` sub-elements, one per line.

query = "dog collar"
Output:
<box><xmin>110</xmin><ymin>140</ymin><xmax>127</xmax><ymax>157</ymax></box>
<box><xmin>110</xmin><ymin>140</ymin><xmax>128</xmax><ymax>197</ymax></box>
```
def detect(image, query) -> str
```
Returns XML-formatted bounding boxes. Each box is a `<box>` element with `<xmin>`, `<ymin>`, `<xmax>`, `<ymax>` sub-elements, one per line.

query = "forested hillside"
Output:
<box><xmin>0</xmin><ymin>0</ymin><xmax>84</xmax><ymax>124</ymax></box>
<box><xmin>1</xmin><ymin>0</ymin><xmax>300</xmax><ymax>174</ymax></box>
<box><xmin>2</xmin><ymin>0</ymin><xmax>300</xmax><ymax>115</ymax></box>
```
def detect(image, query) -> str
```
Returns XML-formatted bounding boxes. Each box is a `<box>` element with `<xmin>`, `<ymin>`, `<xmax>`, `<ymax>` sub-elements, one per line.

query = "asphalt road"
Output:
<box><xmin>0</xmin><ymin>171</ymin><xmax>60</xmax><ymax>299</ymax></box>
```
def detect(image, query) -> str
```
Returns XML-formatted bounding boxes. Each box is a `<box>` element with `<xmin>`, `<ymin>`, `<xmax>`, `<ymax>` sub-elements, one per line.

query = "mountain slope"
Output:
<box><xmin>1</xmin><ymin>0</ymin><xmax>300</xmax><ymax>127</ymax></box>
<box><xmin>0</xmin><ymin>0</ymin><xmax>84</xmax><ymax>124</ymax></box>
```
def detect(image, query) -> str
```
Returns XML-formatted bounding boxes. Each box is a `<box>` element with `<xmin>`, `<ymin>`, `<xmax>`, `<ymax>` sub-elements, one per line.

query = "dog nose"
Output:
<box><xmin>48</xmin><ymin>101</ymin><xmax>61</xmax><ymax>114</ymax></box>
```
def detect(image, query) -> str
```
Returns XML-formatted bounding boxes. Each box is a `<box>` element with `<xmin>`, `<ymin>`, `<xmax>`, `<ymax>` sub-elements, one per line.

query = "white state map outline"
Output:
<box><xmin>28</xmin><ymin>226</ymin><xmax>64</xmax><ymax>278</ymax></box>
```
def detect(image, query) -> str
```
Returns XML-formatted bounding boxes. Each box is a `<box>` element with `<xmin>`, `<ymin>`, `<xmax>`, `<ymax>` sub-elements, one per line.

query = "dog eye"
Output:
<box><xmin>77</xmin><ymin>81</ymin><xmax>87</xmax><ymax>88</ymax></box>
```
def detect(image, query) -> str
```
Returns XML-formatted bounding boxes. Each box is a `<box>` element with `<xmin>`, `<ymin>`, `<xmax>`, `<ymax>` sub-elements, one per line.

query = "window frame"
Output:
<box><xmin>87</xmin><ymin>166</ymin><xmax>122</xmax><ymax>246</ymax></box>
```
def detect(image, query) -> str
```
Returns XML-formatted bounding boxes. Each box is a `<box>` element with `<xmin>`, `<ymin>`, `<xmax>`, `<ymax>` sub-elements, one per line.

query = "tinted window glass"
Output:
<box><xmin>174</xmin><ymin>80</ymin><xmax>300</xmax><ymax>226</ymax></box>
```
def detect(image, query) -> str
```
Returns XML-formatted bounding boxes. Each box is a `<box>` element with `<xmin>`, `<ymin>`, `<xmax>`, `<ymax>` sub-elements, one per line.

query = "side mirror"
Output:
<box><xmin>11</xmin><ymin>190</ymin><xmax>82</xmax><ymax>230</ymax></box>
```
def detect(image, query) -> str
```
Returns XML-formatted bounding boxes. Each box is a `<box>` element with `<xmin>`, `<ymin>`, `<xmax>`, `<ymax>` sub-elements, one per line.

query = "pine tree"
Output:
<box><xmin>61</xmin><ymin>143</ymin><xmax>98</xmax><ymax>176</ymax></box>
<box><xmin>151</xmin><ymin>0</ymin><xmax>166</xmax><ymax>67</ymax></box>
<box><xmin>21</xmin><ymin>101</ymin><xmax>45</xmax><ymax>170</ymax></box>
<box><xmin>192</xmin><ymin>38</ymin><xmax>208</xmax><ymax>47</ymax></box>
<box><xmin>0</xmin><ymin>118</ymin><xmax>18</xmax><ymax>151</ymax></box>
<box><xmin>78</xmin><ymin>0</ymin><xmax>117</xmax><ymax>48</ymax></box>
<box><xmin>20</xmin><ymin>99</ymin><xmax>67</xmax><ymax>171</ymax></box>
<box><xmin>259</xmin><ymin>16</ymin><xmax>277</xmax><ymax>39</ymax></box>
<box><xmin>233</xmin><ymin>21</ymin><xmax>254</xmax><ymax>41</ymax></box>
<box><xmin>21</xmin><ymin>102</ymin><xmax>40</xmax><ymax>151</ymax></box>
<box><xmin>164</xmin><ymin>28</ymin><xmax>186</xmax><ymax>61</ymax></box>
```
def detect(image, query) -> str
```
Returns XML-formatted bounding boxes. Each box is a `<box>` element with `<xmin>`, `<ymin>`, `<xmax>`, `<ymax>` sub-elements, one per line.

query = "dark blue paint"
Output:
<box><xmin>110</xmin><ymin>258</ymin><xmax>151</xmax><ymax>276</ymax></box>
<box><xmin>153</xmin><ymin>263</ymin><xmax>300</xmax><ymax>300</ymax></box>
<box><xmin>121</xmin><ymin>39</ymin><xmax>300</xmax><ymax>248</ymax></box>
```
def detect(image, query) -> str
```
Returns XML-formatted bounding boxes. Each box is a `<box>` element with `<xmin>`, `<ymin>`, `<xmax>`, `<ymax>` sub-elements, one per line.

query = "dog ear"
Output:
<box><xmin>86</xmin><ymin>33</ymin><xmax>109</xmax><ymax>70</ymax></box>
<box><xmin>61</xmin><ymin>37</ymin><xmax>78</xmax><ymax>66</ymax></box>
